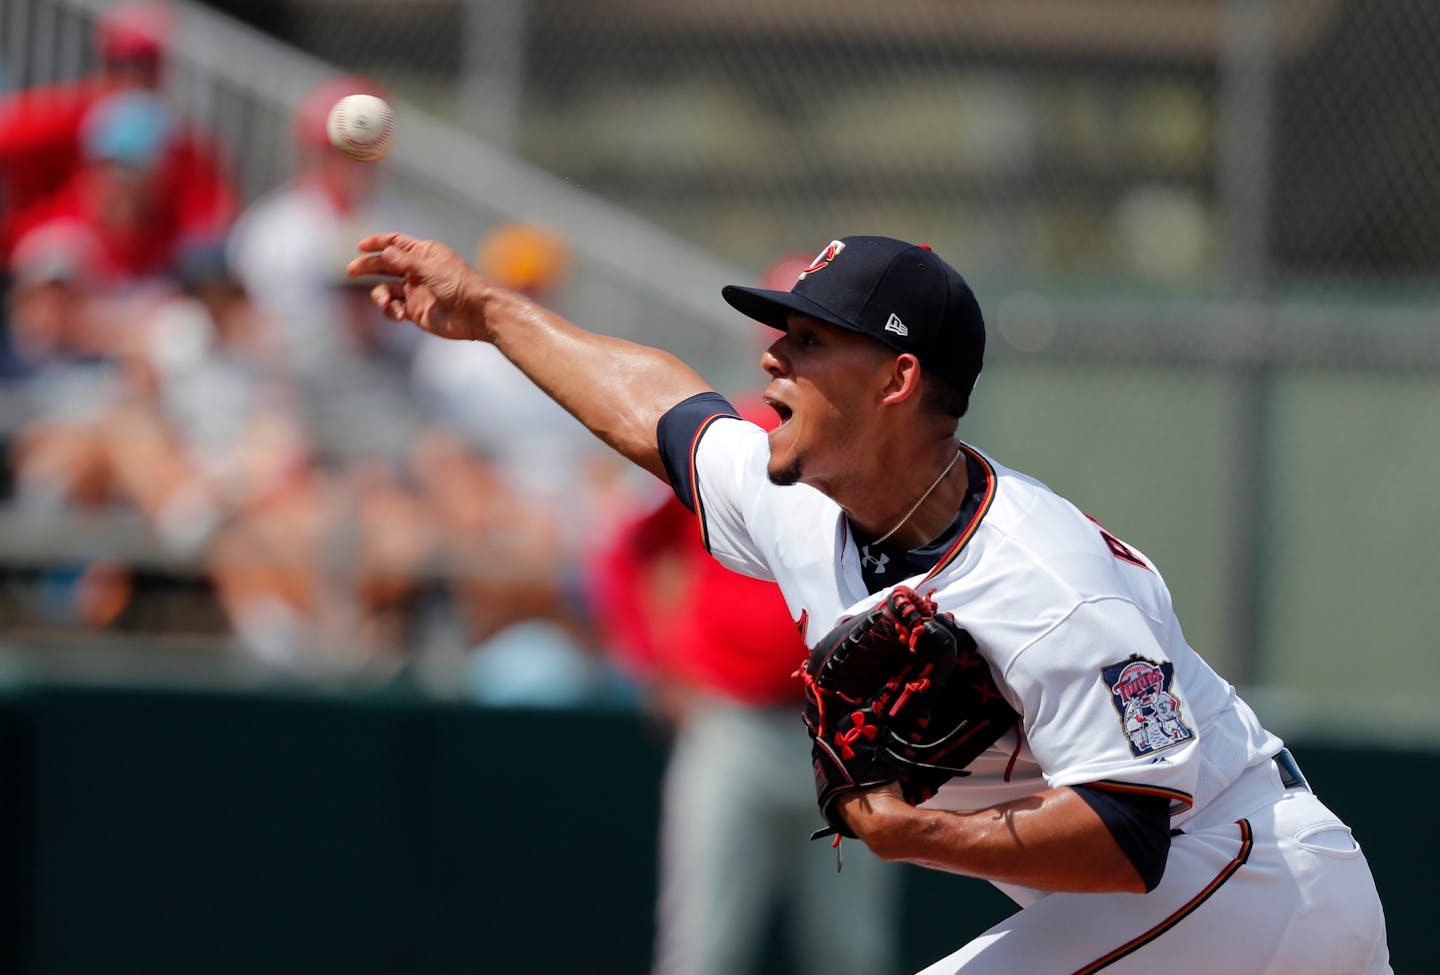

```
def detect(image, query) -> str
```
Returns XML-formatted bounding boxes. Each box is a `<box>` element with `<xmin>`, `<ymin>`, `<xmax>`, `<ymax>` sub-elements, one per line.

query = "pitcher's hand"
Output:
<box><xmin>349</xmin><ymin>232</ymin><xmax>490</xmax><ymax>341</ymax></box>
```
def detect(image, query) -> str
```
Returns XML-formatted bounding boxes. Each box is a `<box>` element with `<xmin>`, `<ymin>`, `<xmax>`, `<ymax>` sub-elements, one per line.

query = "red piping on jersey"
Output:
<box><xmin>1086</xmin><ymin>779</ymin><xmax>1195</xmax><ymax>815</ymax></box>
<box><xmin>1069</xmin><ymin>819</ymin><xmax>1253</xmax><ymax>974</ymax></box>
<box><xmin>687</xmin><ymin>413</ymin><xmax>735</xmax><ymax>553</ymax></box>
<box><xmin>1003</xmin><ymin>726</ymin><xmax>1022</xmax><ymax>782</ymax></box>
<box><xmin>920</xmin><ymin>444</ymin><xmax>997</xmax><ymax>585</ymax></box>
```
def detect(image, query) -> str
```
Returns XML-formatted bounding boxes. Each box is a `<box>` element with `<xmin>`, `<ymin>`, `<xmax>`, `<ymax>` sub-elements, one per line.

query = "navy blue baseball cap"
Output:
<box><xmin>722</xmin><ymin>235</ymin><xmax>986</xmax><ymax>395</ymax></box>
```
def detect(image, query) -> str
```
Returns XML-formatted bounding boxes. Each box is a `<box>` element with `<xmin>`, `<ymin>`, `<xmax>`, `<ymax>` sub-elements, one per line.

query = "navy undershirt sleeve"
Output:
<box><xmin>1072</xmin><ymin>785</ymin><xmax>1173</xmax><ymax>893</ymax></box>
<box><xmin>656</xmin><ymin>391</ymin><xmax>738</xmax><ymax>511</ymax></box>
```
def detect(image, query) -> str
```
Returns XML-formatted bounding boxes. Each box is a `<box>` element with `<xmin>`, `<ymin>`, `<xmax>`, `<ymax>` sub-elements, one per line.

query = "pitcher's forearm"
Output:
<box><xmin>842</xmin><ymin>786</ymin><xmax>1146</xmax><ymax>894</ymax></box>
<box><xmin>481</xmin><ymin>287</ymin><xmax>713</xmax><ymax>480</ymax></box>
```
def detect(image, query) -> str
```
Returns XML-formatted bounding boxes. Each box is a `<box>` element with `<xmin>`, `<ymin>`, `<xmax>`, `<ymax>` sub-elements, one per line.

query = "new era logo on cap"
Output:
<box><xmin>720</xmin><ymin>235</ymin><xmax>987</xmax><ymax>396</ymax></box>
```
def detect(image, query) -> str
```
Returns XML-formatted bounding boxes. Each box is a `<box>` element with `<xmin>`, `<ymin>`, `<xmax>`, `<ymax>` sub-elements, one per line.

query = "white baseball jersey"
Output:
<box><xmin>671</xmin><ymin>408</ymin><xmax>1391</xmax><ymax>973</ymax></box>
<box><xmin>690</xmin><ymin>413</ymin><xmax>1281</xmax><ymax>827</ymax></box>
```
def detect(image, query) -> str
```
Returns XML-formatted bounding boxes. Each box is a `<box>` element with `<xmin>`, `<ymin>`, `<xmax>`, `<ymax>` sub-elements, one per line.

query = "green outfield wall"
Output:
<box><xmin>0</xmin><ymin>683</ymin><xmax>1425</xmax><ymax>974</ymax></box>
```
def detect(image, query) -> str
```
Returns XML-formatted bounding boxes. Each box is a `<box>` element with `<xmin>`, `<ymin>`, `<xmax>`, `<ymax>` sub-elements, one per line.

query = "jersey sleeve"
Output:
<box><xmin>1072</xmin><ymin>785</ymin><xmax>1172</xmax><ymax>892</ymax></box>
<box><xmin>656</xmin><ymin>392</ymin><xmax>775</xmax><ymax>581</ymax></box>
<box><xmin>1004</xmin><ymin>597</ymin><xmax>1200</xmax><ymax>815</ymax></box>
<box><xmin>656</xmin><ymin>391</ymin><xmax>738</xmax><ymax>511</ymax></box>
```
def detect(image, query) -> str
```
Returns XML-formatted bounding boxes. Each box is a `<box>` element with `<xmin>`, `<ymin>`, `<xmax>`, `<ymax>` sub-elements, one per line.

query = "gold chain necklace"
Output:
<box><xmin>869</xmin><ymin>445</ymin><xmax>963</xmax><ymax>547</ymax></box>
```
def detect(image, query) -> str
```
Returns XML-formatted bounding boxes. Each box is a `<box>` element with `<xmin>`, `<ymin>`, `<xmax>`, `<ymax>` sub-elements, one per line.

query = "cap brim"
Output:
<box><xmin>721</xmin><ymin>284</ymin><xmax>858</xmax><ymax>334</ymax></box>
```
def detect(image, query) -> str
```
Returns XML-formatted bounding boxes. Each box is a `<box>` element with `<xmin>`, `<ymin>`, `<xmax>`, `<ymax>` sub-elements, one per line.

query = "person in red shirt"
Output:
<box><xmin>592</xmin><ymin>398</ymin><xmax>901</xmax><ymax>975</ymax></box>
<box><xmin>0</xmin><ymin>1</ymin><xmax>234</xmax><ymax>272</ymax></box>
<box><xmin>11</xmin><ymin>90</ymin><xmax>229</xmax><ymax>287</ymax></box>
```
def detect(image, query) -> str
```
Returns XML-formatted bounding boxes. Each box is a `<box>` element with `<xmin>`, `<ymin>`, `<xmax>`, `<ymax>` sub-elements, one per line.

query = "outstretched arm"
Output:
<box><xmin>348</xmin><ymin>232</ymin><xmax>714</xmax><ymax>480</ymax></box>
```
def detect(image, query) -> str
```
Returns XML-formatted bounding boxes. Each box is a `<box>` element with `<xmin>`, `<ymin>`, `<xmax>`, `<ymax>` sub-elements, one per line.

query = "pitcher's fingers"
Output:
<box><xmin>367</xmin><ymin>238</ymin><xmax>432</xmax><ymax>279</ymax></box>
<box><xmin>350</xmin><ymin>233</ymin><xmax>427</xmax><ymax>278</ymax></box>
<box><xmin>347</xmin><ymin>251</ymin><xmax>399</xmax><ymax>279</ymax></box>
<box><xmin>355</xmin><ymin>231</ymin><xmax>402</xmax><ymax>254</ymax></box>
<box><xmin>371</xmin><ymin>282</ymin><xmax>407</xmax><ymax>319</ymax></box>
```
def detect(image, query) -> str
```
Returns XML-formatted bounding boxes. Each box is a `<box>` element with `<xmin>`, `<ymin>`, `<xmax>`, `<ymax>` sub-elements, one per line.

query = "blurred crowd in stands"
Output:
<box><xmin>0</xmin><ymin>12</ymin><xmax>904</xmax><ymax>966</ymax></box>
<box><xmin>0</xmin><ymin>3</ymin><xmax>658</xmax><ymax>700</ymax></box>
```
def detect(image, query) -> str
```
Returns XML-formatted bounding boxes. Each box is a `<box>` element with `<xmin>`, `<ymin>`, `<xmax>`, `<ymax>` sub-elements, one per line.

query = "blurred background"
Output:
<box><xmin>0</xmin><ymin>1</ymin><xmax>1435</xmax><ymax>973</ymax></box>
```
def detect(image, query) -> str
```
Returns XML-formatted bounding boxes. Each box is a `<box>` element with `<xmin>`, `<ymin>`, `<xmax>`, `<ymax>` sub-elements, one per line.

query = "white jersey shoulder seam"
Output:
<box><xmin>999</xmin><ymin>593</ymin><xmax>1160</xmax><ymax>686</ymax></box>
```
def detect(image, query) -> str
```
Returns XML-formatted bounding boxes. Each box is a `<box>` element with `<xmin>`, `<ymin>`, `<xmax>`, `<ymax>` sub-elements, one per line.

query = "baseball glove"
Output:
<box><xmin>800</xmin><ymin>585</ymin><xmax>1019</xmax><ymax>840</ymax></box>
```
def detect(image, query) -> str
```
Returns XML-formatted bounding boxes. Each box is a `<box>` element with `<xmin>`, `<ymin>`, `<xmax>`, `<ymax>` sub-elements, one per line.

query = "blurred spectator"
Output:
<box><xmin>9</xmin><ymin>236</ymin><xmax>271</xmax><ymax>536</ymax></box>
<box><xmin>409</xmin><ymin>224</ymin><xmax>638</xmax><ymax>699</ymax></box>
<box><xmin>118</xmin><ymin>242</ymin><xmax>287</xmax><ymax>552</ymax></box>
<box><xmin>407</xmin><ymin>423</ymin><xmax>628</xmax><ymax>699</ymax></box>
<box><xmin>4</xmin><ymin>220</ymin><xmax>111</xmax><ymax>365</ymax></box>
<box><xmin>3</xmin><ymin>234</ymin><xmax>300</xmax><ymax>644</ymax></box>
<box><xmin>228</xmin><ymin>74</ymin><xmax>415</xmax><ymax>380</ymax></box>
<box><xmin>412</xmin><ymin>222</ymin><xmax>609</xmax><ymax>511</ymax></box>
<box><xmin>0</xmin><ymin>1</ymin><xmax>236</xmax><ymax>271</ymax></box>
<box><xmin>207</xmin><ymin>431</ymin><xmax>439</xmax><ymax>671</ymax></box>
<box><xmin>289</xmin><ymin>255</ymin><xmax>431</xmax><ymax>465</ymax></box>
<box><xmin>212</xmin><ymin>74</ymin><xmax>443</xmax><ymax>671</ymax></box>
<box><xmin>9</xmin><ymin>90</ymin><xmax>227</xmax><ymax>289</ymax></box>
<box><xmin>0</xmin><ymin>63</ymin><xmax>641</xmax><ymax>690</ymax></box>
<box><xmin>590</xmin><ymin>399</ymin><xmax>901</xmax><ymax>975</ymax></box>
<box><xmin>6</xmin><ymin>221</ymin><xmax>130</xmax><ymax>513</ymax></box>
<box><xmin>2</xmin><ymin>220</ymin><xmax>172</xmax><ymax>629</ymax></box>
<box><xmin>126</xmin><ymin>245</ymin><xmax>432</xmax><ymax>669</ymax></box>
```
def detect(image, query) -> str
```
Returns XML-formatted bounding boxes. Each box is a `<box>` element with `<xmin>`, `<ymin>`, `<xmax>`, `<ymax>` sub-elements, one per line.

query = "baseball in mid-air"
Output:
<box><xmin>326</xmin><ymin>93</ymin><xmax>394</xmax><ymax>162</ymax></box>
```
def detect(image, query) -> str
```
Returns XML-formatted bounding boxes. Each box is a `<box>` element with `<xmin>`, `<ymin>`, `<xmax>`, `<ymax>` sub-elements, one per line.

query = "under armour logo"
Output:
<box><xmin>884</xmin><ymin>313</ymin><xmax>908</xmax><ymax>336</ymax></box>
<box><xmin>860</xmin><ymin>545</ymin><xmax>889</xmax><ymax>574</ymax></box>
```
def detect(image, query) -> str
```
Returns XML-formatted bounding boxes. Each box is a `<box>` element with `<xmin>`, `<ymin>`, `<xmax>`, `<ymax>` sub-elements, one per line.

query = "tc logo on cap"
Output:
<box><xmin>798</xmin><ymin>240</ymin><xmax>846</xmax><ymax>280</ymax></box>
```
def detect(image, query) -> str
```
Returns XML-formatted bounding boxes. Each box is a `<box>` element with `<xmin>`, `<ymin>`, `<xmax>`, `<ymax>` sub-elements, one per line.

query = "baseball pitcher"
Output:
<box><xmin>349</xmin><ymin>231</ymin><xmax>1390</xmax><ymax>974</ymax></box>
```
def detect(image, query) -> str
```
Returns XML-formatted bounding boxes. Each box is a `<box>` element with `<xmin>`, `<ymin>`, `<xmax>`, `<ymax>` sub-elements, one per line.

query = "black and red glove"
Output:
<box><xmin>799</xmin><ymin>585</ymin><xmax>1019</xmax><ymax>839</ymax></box>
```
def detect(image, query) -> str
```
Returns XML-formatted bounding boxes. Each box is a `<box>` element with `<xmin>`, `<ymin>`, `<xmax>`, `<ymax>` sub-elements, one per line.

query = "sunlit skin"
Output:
<box><xmin>760</xmin><ymin>313</ymin><xmax>971</xmax><ymax>548</ymax></box>
<box><xmin>760</xmin><ymin>315</ymin><xmax>897</xmax><ymax>489</ymax></box>
<box><xmin>838</xmin><ymin>783</ymin><xmax>1145</xmax><ymax>893</ymax></box>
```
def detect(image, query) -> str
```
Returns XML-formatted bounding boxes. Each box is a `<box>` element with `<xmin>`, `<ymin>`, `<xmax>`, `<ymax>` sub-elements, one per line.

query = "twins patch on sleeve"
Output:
<box><xmin>1102</xmin><ymin>655</ymin><xmax>1194</xmax><ymax>757</ymax></box>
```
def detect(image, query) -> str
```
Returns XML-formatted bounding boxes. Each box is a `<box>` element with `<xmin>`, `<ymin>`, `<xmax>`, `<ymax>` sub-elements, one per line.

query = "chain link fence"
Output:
<box><xmin>242</xmin><ymin>0</ymin><xmax>1440</xmax><ymax>289</ymax></box>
